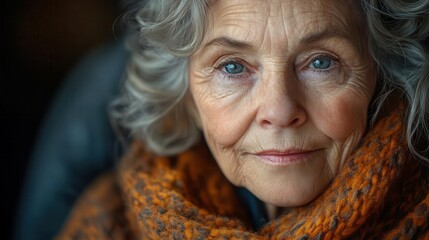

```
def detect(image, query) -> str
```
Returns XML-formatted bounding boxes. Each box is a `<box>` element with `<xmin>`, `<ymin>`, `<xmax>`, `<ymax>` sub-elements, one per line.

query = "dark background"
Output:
<box><xmin>1</xmin><ymin>1</ymin><xmax>120</xmax><ymax>239</ymax></box>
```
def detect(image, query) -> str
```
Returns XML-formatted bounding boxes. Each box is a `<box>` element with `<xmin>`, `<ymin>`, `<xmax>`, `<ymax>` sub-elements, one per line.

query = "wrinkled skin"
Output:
<box><xmin>188</xmin><ymin>0</ymin><xmax>376</xmax><ymax>210</ymax></box>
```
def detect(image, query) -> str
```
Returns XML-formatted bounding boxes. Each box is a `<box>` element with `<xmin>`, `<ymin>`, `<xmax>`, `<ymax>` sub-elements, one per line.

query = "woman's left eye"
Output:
<box><xmin>309</xmin><ymin>56</ymin><xmax>336</xmax><ymax>70</ymax></box>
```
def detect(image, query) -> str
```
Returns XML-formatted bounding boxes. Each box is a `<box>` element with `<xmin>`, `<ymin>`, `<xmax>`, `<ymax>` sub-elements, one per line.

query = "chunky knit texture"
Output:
<box><xmin>57</xmin><ymin>108</ymin><xmax>429</xmax><ymax>239</ymax></box>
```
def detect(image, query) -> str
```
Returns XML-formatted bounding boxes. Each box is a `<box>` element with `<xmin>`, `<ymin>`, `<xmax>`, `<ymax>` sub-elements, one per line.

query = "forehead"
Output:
<box><xmin>204</xmin><ymin>0</ymin><xmax>361</xmax><ymax>48</ymax></box>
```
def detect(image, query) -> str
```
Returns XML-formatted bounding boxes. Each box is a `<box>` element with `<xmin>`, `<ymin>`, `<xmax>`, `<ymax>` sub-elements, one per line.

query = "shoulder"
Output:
<box><xmin>56</xmin><ymin>172</ymin><xmax>130</xmax><ymax>239</ymax></box>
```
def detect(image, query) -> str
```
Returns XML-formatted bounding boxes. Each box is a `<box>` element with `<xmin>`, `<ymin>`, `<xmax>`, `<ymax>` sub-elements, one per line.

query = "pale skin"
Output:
<box><xmin>188</xmin><ymin>0</ymin><xmax>376</xmax><ymax>216</ymax></box>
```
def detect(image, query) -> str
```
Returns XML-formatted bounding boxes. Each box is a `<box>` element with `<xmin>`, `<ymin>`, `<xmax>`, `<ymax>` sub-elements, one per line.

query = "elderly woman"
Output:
<box><xmin>57</xmin><ymin>0</ymin><xmax>429</xmax><ymax>239</ymax></box>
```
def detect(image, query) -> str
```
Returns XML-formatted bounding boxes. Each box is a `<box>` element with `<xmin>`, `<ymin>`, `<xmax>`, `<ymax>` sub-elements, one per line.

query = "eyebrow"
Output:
<box><xmin>300</xmin><ymin>27</ymin><xmax>349</xmax><ymax>44</ymax></box>
<box><xmin>202</xmin><ymin>37</ymin><xmax>254</xmax><ymax>51</ymax></box>
<box><xmin>202</xmin><ymin>28</ymin><xmax>348</xmax><ymax>51</ymax></box>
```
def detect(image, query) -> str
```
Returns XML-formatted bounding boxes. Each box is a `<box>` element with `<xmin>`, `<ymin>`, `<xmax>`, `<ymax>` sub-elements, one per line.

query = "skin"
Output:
<box><xmin>188</xmin><ymin>0</ymin><xmax>376</xmax><ymax>210</ymax></box>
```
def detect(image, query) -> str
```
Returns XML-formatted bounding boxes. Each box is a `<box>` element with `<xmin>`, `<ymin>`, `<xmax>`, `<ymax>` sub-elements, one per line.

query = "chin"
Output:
<box><xmin>248</xmin><ymin>182</ymin><xmax>328</xmax><ymax>208</ymax></box>
<box><xmin>267</xmin><ymin>193</ymin><xmax>319</xmax><ymax>208</ymax></box>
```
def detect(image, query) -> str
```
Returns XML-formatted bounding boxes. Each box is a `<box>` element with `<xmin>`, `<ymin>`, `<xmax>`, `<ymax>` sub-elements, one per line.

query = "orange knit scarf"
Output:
<box><xmin>58</xmin><ymin>108</ymin><xmax>429</xmax><ymax>239</ymax></box>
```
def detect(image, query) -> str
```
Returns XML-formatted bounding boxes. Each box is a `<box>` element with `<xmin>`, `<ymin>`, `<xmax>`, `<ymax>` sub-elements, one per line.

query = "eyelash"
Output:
<box><xmin>214</xmin><ymin>59</ymin><xmax>253</xmax><ymax>80</ymax></box>
<box><xmin>212</xmin><ymin>53</ymin><xmax>340</xmax><ymax>81</ymax></box>
<box><xmin>303</xmin><ymin>54</ymin><xmax>340</xmax><ymax>74</ymax></box>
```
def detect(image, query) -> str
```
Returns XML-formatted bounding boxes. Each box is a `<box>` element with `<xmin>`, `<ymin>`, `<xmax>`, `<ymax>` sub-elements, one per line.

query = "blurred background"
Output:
<box><xmin>1</xmin><ymin>0</ymin><xmax>120</xmax><ymax>238</ymax></box>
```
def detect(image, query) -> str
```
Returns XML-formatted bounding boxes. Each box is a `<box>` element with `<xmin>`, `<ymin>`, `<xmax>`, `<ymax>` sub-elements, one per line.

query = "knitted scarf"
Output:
<box><xmin>57</xmin><ymin>108</ymin><xmax>429</xmax><ymax>239</ymax></box>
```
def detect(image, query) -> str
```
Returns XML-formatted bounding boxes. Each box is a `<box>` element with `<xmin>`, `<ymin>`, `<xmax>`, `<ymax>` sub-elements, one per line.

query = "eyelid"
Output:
<box><xmin>212</xmin><ymin>57</ymin><xmax>256</xmax><ymax>82</ymax></box>
<box><xmin>297</xmin><ymin>52</ymin><xmax>340</xmax><ymax>72</ymax></box>
<box><xmin>308</xmin><ymin>55</ymin><xmax>339</xmax><ymax>69</ymax></box>
<box><xmin>214</xmin><ymin>57</ymin><xmax>256</xmax><ymax>76</ymax></box>
<box><xmin>214</xmin><ymin>57</ymin><xmax>247</xmax><ymax>69</ymax></box>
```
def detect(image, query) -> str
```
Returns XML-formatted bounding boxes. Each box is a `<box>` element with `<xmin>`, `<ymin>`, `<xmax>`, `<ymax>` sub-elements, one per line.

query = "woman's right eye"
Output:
<box><xmin>222</xmin><ymin>61</ymin><xmax>245</xmax><ymax>75</ymax></box>
<box><xmin>213</xmin><ymin>59</ymin><xmax>255</xmax><ymax>83</ymax></box>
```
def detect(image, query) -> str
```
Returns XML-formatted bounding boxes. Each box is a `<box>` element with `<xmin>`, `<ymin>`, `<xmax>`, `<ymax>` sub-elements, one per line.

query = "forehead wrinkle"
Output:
<box><xmin>260</xmin><ymin>1</ymin><xmax>344</xmax><ymax>55</ymax></box>
<box><xmin>206</xmin><ymin>1</ymin><xmax>263</xmax><ymax>44</ymax></box>
<box><xmin>204</xmin><ymin>0</ymin><xmax>365</xmax><ymax>58</ymax></box>
<box><xmin>200</xmin><ymin>7</ymin><xmax>263</xmax><ymax>57</ymax></box>
<box><xmin>212</xmin><ymin>0</ymin><xmax>263</xmax><ymax>24</ymax></box>
<box><xmin>277</xmin><ymin>6</ymin><xmax>358</xmax><ymax>52</ymax></box>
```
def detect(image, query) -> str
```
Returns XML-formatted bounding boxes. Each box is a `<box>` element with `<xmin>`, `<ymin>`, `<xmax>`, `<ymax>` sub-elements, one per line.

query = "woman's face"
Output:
<box><xmin>188</xmin><ymin>0</ymin><xmax>376</xmax><ymax>207</ymax></box>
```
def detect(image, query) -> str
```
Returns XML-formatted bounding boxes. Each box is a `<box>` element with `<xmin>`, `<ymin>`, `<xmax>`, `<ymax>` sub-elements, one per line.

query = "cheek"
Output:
<box><xmin>188</xmin><ymin>74</ymin><xmax>256</xmax><ymax>147</ymax></box>
<box><xmin>196</xmin><ymin>99</ymin><xmax>254</xmax><ymax>147</ymax></box>
<box><xmin>312</xmin><ymin>92</ymin><xmax>369</xmax><ymax>140</ymax></box>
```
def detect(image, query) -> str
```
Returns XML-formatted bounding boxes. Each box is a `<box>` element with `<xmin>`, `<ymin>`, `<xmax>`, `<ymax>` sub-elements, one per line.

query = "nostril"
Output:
<box><xmin>255</xmin><ymin>85</ymin><xmax>307</xmax><ymax>129</ymax></box>
<box><xmin>256</xmin><ymin>105</ymin><xmax>307</xmax><ymax>129</ymax></box>
<box><xmin>290</xmin><ymin>117</ymin><xmax>300</xmax><ymax>126</ymax></box>
<box><xmin>261</xmin><ymin>119</ymin><xmax>272</xmax><ymax>127</ymax></box>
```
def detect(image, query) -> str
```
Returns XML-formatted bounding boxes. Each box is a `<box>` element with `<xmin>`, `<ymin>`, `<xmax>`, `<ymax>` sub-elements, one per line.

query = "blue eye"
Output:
<box><xmin>224</xmin><ymin>62</ymin><xmax>244</xmax><ymax>74</ymax></box>
<box><xmin>310</xmin><ymin>57</ymin><xmax>333</xmax><ymax>69</ymax></box>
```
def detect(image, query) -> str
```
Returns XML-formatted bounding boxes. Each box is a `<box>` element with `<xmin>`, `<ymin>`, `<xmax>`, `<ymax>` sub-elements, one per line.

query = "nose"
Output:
<box><xmin>256</xmin><ymin>79</ymin><xmax>307</xmax><ymax>129</ymax></box>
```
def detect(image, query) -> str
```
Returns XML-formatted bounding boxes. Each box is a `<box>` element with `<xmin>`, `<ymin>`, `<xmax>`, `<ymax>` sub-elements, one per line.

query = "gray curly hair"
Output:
<box><xmin>363</xmin><ymin>0</ymin><xmax>429</xmax><ymax>161</ymax></box>
<box><xmin>111</xmin><ymin>0</ymin><xmax>429</xmax><ymax>161</ymax></box>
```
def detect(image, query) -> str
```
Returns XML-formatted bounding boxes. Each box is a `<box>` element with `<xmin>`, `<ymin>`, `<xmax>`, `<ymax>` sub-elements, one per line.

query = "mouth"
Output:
<box><xmin>253</xmin><ymin>149</ymin><xmax>322</xmax><ymax>166</ymax></box>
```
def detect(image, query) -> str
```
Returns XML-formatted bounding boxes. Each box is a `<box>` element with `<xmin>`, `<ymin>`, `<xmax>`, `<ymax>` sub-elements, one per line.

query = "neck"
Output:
<box><xmin>265</xmin><ymin>203</ymin><xmax>278</xmax><ymax>220</ymax></box>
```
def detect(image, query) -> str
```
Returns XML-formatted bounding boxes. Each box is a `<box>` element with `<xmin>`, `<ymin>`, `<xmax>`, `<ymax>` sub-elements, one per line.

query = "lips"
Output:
<box><xmin>254</xmin><ymin>149</ymin><xmax>321</xmax><ymax>166</ymax></box>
